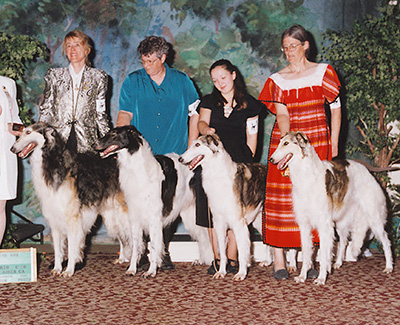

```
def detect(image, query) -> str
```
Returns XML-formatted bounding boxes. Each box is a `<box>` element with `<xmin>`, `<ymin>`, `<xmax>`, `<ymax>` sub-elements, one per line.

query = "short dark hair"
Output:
<box><xmin>209</xmin><ymin>59</ymin><xmax>248</xmax><ymax>110</ymax></box>
<box><xmin>281</xmin><ymin>24</ymin><xmax>310</xmax><ymax>58</ymax></box>
<box><xmin>137</xmin><ymin>36</ymin><xmax>169</xmax><ymax>58</ymax></box>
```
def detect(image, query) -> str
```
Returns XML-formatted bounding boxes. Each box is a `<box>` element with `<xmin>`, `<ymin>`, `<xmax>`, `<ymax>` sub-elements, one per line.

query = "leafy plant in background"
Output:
<box><xmin>163</xmin><ymin>0</ymin><xmax>234</xmax><ymax>24</ymax></box>
<box><xmin>320</xmin><ymin>1</ymin><xmax>400</xmax><ymax>186</ymax></box>
<box><xmin>321</xmin><ymin>0</ymin><xmax>400</xmax><ymax>254</ymax></box>
<box><xmin>0</xmin><ymin>32</ymin><xmax>47</xmax><ymax>247</ymax></box>
<box><xmin>0</xmin><ymin>32</ymin><xmax>47</xmax><ymax>81</ymax></box>
<box><xmin>0</xmin><ymin>224</ymin><xmax>17</xmax><ymax>249</ymax></box>
<box><xmin>0</xmin><ymin>32</ymin><xmax>48</xmax><ymax>124</ymax></box>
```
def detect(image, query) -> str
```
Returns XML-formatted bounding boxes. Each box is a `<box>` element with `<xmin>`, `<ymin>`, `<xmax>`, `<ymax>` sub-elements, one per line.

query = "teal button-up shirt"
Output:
<box><xmin>119</xmin><ymin>64</ymin><xmax>199</xmax><ymax>155</ymax></box>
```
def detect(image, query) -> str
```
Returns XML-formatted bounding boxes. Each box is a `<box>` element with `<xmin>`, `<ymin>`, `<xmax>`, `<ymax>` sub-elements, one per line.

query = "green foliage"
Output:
<box><xmin>0</xmin><ymin>32</ymin><xmax>48</xmax><ymax>124</ymax></box>
<box><xmin>163</xmin><ymin>0</ymin><xmax>234</xmax><ymax>24</ymax></box>
<box><xmin>320</xmin><ymin>1</ymin><xmax>400</xmax><ymax>171</ymax></box>
<box><xmin>233</xmin><ymin>0</ymin><xmax>307</xmax><ymax>64</ymax></box>
<box><xmin>173</xmin><ymin>24</ymin><xmax>261</xmax><ymax>98</ymax></box>
<box><xmin>0</xmin><ymin>32</ymin><xmax>48</xmax><ymax>81</ymax></box>
<box><xmin>1</xmin><ymin>224</ymin><xmax>17</xmax><ymax>249</ymax></box>
<box><xmin>165</xmin><ymin>0</ymin><xmax>312</xmax><ymax>71</ymax></box>
<box><xmin>321</xmin><ymin>1</ymin><xmax>400</xmax><ymax>254</ymax></box>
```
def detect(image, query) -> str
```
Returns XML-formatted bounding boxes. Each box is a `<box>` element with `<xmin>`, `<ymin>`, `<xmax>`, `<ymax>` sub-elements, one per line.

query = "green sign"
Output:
<box><xmin>0</xmin><ymin>248</ymin><xmax>37</xmax><ymax>283</ymax></box>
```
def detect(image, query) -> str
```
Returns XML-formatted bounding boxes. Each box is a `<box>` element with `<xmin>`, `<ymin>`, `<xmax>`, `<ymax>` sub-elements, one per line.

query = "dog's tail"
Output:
<box><xmin>352</xmin><ymin>159</ymin><xmax>400</xmax><ymax>173</ymax></box>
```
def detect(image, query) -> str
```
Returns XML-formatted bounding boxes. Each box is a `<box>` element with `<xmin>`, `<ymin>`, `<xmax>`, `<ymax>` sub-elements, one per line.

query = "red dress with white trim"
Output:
<box><xmin>259</xmin><ymin>63</ymin><xmax>341</xmax><ymax>248</ymax></box>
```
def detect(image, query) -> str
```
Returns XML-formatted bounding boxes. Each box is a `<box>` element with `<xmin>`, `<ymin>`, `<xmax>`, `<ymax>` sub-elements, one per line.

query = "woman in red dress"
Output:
<box><xmin>259</xmin><ymin>24</ymin><xmax>342</xmax><ymax>280</ymax></box>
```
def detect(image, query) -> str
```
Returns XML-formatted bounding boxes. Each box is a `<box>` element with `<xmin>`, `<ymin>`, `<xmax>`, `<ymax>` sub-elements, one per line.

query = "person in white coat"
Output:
<box><xmin>0</xmin><ymin>76</ymin><xmax>23</xmax><ymax>245</ymax></box>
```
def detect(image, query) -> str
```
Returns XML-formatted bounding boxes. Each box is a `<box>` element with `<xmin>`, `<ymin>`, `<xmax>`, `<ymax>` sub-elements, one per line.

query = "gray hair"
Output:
<box><xmin>281</xmin><ymin>24</ymin><xmax>310</xmax><ymax>58</ymax></box>
<box><xmin>137</xmin><ymin>36</ymin><xmax>169</xmax><ymax>58</ymax></box>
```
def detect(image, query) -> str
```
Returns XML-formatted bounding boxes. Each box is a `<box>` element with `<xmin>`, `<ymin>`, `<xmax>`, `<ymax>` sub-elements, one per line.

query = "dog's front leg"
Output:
<box><xmin>63</xmin><ymin>217</ymin><xmax>86</xmax><ymax>277</ymax></box>
<box><xmin>259</xmin><ymin>245</ymin><xmax>273</xmax><ymax>267</ymax></box>
<box><xmin>126</xmin><ymin>222</ymin><xmax>143</xmax><ymax>276</ymax></box>
<box><xmin>50</xmin><ymin>228</ymin><xmax>65</xmax><ymax>276</ymax></box>
<box><xmin>314</xmin><ymin>220</ymin><xmax>335</xmax><ymax>285</ymax></box>
<box><xmin>213</xmin><ymin>218</ymin><xmax>227</xmax><ymax>279</ymax></box>
<box><xmin>114</xmin><ymin>237</ymin><xmax>131</xmax><ymax>264</ymax></box>
<box><xmin>232</xmin><ymin>221</ymin><xmax>251</xmax><ymax>281</ymax></box>
<box><xmin>286</xmin><ymin>249</ymin><xmax>298</xmax><ymax>273</ymax></box>
<box><xmin>333</xmin><ymin>224</ymin><xmax>349</xmax><ymax>270</ymax></box>
<box><xmin>252</xmin><ymin>212</ymin><xmax>273</xmax><ymax>267</ymax></box>
<box><xmin>145</xmin><ymin>221</ymin><xmax>163</xmax><ymax>278</ymax></box>
<box><xmin>294</xmin><ymin>223</ymin><xmax>313</xmax><ymax>283</ymax></box>
<box><xmin>180</xmin><ymin>205</ymin><xmax>214</xmax><ymax>265</ymax></box>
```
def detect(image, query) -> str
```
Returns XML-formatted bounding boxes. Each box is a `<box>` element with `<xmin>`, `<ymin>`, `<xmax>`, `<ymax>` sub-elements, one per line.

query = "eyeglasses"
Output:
<box><xmin>138</xmin><ymin>57</ymin><xmax>161</xmax><ymax>65</ymax></box>
<box><xmin>280</xmin><ymin>42</ymin><xmax>304</xmax><ymax>52</ymax></box>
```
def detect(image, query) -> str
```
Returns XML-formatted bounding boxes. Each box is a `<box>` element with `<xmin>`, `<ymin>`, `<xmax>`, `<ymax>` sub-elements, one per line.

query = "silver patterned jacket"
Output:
<box><xmin>39</xmin><ymin>65</ymin><xmax>110</xmax><ymax>153</ymax></box>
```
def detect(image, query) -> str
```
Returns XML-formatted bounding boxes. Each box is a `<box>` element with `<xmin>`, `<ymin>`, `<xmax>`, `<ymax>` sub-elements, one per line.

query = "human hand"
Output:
<box><xmin>205</xmin><ymin>127</ymin><xmax>215</xmax><ymax>135</ymax></box>
<box><xmin>8</xmin><ymin>123</ymin><xmax>24</xmax><ymax>136</ymax></box>
<box><xmin>331</xmin><ymin>143</ymin><xmax>338</xmax><ymax>158</ymax></box>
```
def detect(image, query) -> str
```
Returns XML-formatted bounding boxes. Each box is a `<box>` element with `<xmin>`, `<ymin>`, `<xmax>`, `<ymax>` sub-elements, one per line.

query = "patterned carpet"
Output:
<box><xmin>0</xmin><ymin>251</ymin><xmax>399</xmax><ymax>325</ymax></box>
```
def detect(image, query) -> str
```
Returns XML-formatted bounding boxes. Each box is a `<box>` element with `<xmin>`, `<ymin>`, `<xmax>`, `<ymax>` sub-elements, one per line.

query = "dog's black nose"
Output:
<box><xmin>178</xmin><ymin>157</ymin><xmax>183</xmax><ymax>163</ymax></box>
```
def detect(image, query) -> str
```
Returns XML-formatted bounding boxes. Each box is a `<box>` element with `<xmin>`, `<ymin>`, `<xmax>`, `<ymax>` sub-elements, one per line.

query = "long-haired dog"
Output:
<box><xmin>179</xmin><ymin>134</ymin><xmax>271</xmax><ymax>281</ymax></box>
<box><xmin>270</xmin><ymin>131</ymin><xmax>393</xmax><ymax>285</ymax></box>
<box><xmin>96</xmin><ymin>125</ymin><xmax>213</xmax><ymax>278</ymax></box>
<box><xmin>11</xmin><ymin>122</ymin><xmax>131</xmax><ymax>277</ymax></box>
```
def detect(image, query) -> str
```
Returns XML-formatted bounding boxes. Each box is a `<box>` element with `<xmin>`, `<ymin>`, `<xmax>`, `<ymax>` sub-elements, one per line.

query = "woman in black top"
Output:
<box><xmin>197</xmin><ymin>59</ymin><xmax>263</xmax><ymax>274</ymax></box>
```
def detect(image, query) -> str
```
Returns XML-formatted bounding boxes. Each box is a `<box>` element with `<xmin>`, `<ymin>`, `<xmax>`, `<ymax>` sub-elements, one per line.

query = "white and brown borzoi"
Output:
<box><xmin>270</xmin><ymin>131</ymin><xmax>393</xmax><ymax>285</ymax></box>
<box><xmin>179</xmin><ymin>134</ymin><xmax>272</xmax><ymax>281</ymax></box>
<box><xmin>11</xmin><ymin>122</ymin><xmax>131</xmax><ymax>276</ymax></box>
<box><xmin>96</xmin><ymin>126</ymin><xmax>213</xmax><ymax>278</ymax></box>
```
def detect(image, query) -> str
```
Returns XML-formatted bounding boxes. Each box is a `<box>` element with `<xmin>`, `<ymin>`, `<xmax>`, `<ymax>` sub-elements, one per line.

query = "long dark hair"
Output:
<box><xmin>281</xmin><ymin>24</ymin><xmax>310</xmax><ymax>58</ymax></box>
<box><xmin>209</xmin><ymin>59</ymin><xmax>248</xmax><ymax>110</ymax></box>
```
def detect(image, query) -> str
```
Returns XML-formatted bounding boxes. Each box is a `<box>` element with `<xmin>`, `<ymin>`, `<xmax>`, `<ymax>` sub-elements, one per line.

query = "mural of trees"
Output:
<box><xmin>0</xmin><ymin>0</ymin><xmax>380</xmax><ymax>241</ymax></box>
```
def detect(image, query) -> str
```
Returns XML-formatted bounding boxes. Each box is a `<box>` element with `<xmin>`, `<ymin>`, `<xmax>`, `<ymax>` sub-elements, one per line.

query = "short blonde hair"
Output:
<box><xmin>62</xmin><ymin>30</ymin><xmax>92</xmax><ymax>66</ymax></box>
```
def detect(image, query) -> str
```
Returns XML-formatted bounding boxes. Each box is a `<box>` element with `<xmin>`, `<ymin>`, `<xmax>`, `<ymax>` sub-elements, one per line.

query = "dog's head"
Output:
<box><xmin>178</xmin><ymin>133</ymin><xmax>222</xmax><ymax>170</ymax></box>
<box><xmin>269</xmin><ymin>131</ymin><xmax>311</xmax><ymax>170</ymax></box>
<box><xmin>10</xmin><ymin>122</ymin><xmax>61</xmax><ymax>159</ymax></box>
<box><xmin>96</xmin><ymin>125</ymin><xmax>144</xmax><ymax>158</ymax></box>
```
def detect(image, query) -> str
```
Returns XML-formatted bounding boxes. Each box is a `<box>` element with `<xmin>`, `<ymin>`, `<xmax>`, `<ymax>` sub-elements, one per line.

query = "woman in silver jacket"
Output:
<box><xmin>39</xmin><ymin>30</ymin><xmax>110</xmax><ymax>153</ymax></box>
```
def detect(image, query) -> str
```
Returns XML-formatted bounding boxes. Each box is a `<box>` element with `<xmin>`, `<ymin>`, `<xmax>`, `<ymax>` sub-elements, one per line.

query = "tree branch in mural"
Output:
<box><xmin>164</xmin><ymin>0</ymin><xmax>310</xmax><ymax>70</ymax></box>
<box><xmin>321</xmin><ymin>1</ymin><xmax>400</xmax><ymax>187</ymax></box>
<box><xmin>0</xmin><ymin>32</ymin><xmax>48</xmax><ymax>124</ymax></box>
<box><xmin>163</xmin><ymin>0</ymin><xmax>234</xmax><ymax>26</ymax></box>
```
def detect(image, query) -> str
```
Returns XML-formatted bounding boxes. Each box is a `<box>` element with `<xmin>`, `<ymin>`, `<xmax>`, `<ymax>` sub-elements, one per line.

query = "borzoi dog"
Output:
<box><xmin>179</xmin><ymin>134</ymin><xmax>274</xmax><ymax>281</ymax></box>
<box><xmin>270</xmin><ymin>131</ymin><xmax>393</xmax><ymax>285</ymax></box>
<box><xmin>96</xmin><ymin>126</ymin><xmax>213</xmax><ymax>278</ymax></box>
<box><xmin>11</xmin><ymin>122</ymin><xmax>131</xmax><ymax>276</ymax></box>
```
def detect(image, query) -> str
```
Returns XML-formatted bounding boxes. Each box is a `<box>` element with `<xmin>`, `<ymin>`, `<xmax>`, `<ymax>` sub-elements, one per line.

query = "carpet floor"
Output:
<box><xmin>0</xmin><ymin>251</ymin><xmax>399</xmax><ymax>324</ymax></box>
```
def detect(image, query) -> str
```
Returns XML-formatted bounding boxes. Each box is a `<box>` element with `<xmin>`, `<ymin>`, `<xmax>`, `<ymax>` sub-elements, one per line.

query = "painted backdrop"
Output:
<box><xmin>1</xmin><ymin>0</ymin><xmax>378</xmax><ymax>242</ymax></box>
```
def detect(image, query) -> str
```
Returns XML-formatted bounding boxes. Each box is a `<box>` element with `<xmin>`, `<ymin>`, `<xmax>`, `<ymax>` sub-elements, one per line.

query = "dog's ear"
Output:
<box><xmin>125</xmin><ymin>125</ymin><xmax>143</xmax><ymax>153</ymax></box>
<box><xmin>127</xmin><ymin>125</ymin><xmax>142</xmax><ymax>137</ymax></box>
<box><xmin>205</xmin><ymin>134</ymin><xmax>218</xmax><ymax>147</ymax></box>
<box><xmin>44</xmin><ymin>126</ymin><xmax>57</xmax><ymax>139</ymax></box>
<box><xmin>205</xmin><ymin>134</ymin><xmax>221</xmax><ymax>153</ymax></box>
<box><xmin>295</xmin><ymin>132</ymin><xmax>309</xmax><ymax>149</ymax></box>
